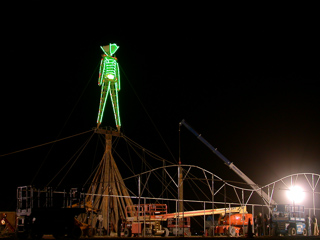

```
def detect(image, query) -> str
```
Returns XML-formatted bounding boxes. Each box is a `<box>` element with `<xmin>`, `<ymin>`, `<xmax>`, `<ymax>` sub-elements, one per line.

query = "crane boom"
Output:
<box><xmin>180</xmin><ymin>119</ymin><xmax>276</xmax><ymax>205</ymax></box>
<box><xmin>165</xmin><ymin>206</ymin><xmax>247</xmax><ymax>219</ymax></box>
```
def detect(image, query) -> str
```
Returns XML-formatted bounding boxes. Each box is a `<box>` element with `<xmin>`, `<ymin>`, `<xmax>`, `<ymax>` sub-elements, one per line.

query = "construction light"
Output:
<box><xmin>286</xmin><ymin>186</ymin><xmax>305</xmax><ymax>203</ymax></box>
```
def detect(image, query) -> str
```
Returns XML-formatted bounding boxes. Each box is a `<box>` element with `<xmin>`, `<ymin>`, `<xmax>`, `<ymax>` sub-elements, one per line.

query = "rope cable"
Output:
<box><xmin>54</xmin><ymin>131</ymin><xmax>95</xmax><ymax>189</ymax></box>
<box><xmin>58</xmin><ymin>63</ymin><xmax>99</xmax><ymax>137</ymax></box>
<box><xmin>83</xmin><ymin>156</ymin><xmax>101</xmax><ymax>188</ymax></box>
<box><xmin>125</xmin><ymin>137</ymin><xmax>135</xmax><ymax>176</ymax></box>
<box><xmin>32</xmin><ymin>64</ymin><xmax>99</xmax><ymax>184</ymax></box>
<box><xmin>46</xmin><ymin>131</ymin><xmax>95</xmax><ymax>187</ymax></box>
<box><xmin>90</xmin><ymin>134</ymin><xmax>100</xmax><ymax>175</ymax></box>
<box><xmin>0</xmin><ymin>129</ymin><xmax>94</xmax><ymax>158</ymax></box>
<box><xmin>110</xmin><ymin>137</ymin><xmax>179</xmax><ymax>200</ymax></box>
<box><xmin>123</xmin><ymin>135</ymin><xmax>175</xmax><ymax>164</ymax></box>
<box><xmin>120</xmin><ymin>65</ymin><xmax>177</xmax><ymax>163</ymax></box>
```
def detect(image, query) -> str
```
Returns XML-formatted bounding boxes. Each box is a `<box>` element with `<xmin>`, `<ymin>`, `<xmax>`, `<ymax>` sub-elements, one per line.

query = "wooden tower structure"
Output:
<box><xmin>78</xmin><ymin>128</ymin><xmax>133</xmax><ymax>235</ymax></box>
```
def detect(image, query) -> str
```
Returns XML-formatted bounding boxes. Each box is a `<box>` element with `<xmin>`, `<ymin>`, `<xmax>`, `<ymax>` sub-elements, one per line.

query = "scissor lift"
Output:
<box><xmin>16</xmin><ymin>186</ymin><xmax>85</xmax><ymax>240</ymax></box>
<box><xmin>122</xmin><ymin>204</ymin><xmax>169</xmax><ymax>237</ymax></box>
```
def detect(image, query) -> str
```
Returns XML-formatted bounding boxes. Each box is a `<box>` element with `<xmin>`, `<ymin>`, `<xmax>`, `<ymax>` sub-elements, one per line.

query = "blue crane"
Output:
<box><xmin>180</xmin><ymin>119</ymin><xmax>276</xmax><ymax>205</ymax></box>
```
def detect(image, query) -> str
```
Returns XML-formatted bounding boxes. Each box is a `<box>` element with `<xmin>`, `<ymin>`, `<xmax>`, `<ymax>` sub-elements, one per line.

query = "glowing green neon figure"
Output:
<box><xmin>97</xmin><ymin>43</ymin><xmax>121</xmax><ymax>131</ymax></box>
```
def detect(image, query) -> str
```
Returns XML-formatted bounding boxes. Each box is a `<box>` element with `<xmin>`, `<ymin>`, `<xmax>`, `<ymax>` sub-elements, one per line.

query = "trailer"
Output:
<box><xmin>16</xmin><ymin>186</ymin><xmax>85</xmax><ymax>240</ymax></box>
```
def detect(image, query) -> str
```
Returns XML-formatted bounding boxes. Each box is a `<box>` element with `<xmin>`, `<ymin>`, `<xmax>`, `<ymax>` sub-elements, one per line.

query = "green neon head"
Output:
<box><xmin>100</xmin><ymin>43</ymin><xmax>119</xmax><ymax>56</ymax></box>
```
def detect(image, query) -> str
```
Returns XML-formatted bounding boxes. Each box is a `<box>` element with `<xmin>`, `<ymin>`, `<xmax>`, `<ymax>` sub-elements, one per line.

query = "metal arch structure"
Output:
<box><xmin>259</xmin><ymin>173</ymin><xmax>320</xmax><ymax>215</ymax></box>
<box><xmin>124</xmin><ymin>164</ymin><xmax>257</xmax><ymax>205</ymax></box>
<box><xmin>121</xmin><ymin>165</ymin><xmax>320</xmax><ymax>216</ymax></box>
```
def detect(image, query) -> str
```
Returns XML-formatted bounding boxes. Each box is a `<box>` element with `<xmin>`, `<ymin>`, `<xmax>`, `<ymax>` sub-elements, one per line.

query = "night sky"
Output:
<box><xmin>1</xmin><ymin>5</ymin><xmax>320</xmax><ymax>210</ymax></box>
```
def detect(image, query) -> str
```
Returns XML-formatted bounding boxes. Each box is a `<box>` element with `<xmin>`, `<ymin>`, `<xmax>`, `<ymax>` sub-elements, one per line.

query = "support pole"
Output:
<box><xmin>312</xmin><ymin>174</ymin><xmax>315</xmax><ymax>215</ymax></box>
<box><xmin>203</xmin><ymin>202</ymin><xmax>206</xmax><ymax>236</ymax></box>
<box><xmin>178</xmin><ymin>163</ymin><xmax>183</xmax><ymax>235</ymax></box>
<box><xmin>242</xmin><ymin>189</ymin><xmax>245</xmax><ymax>235</ymax></box>
<box><xmin>178</xmin><ymin>164</ymin><xmax>183</xmax><ymax>212</ymax></box>
<box><xmin>138</xmin><ymin>175</ymin><xmax>141</xmax><ymax>236</ymax></box>
<box><xmin>105</xmin><ymin>133</ymin><xmax>112</xmax><ymax>236</ymax></box>
<box><xmin>175</xmin><ymin>200</ymin><xmax>178</xmax><ymax>236</ymax></box>
<box><xmin>252</xmin><ymin>205</ymin><xmax>255</xmax><ymax>235</ymax></box>
<box><xmin>212</xmin><ymin>175</ymin><xmax>214</xmax><ymax>235</ymax></box>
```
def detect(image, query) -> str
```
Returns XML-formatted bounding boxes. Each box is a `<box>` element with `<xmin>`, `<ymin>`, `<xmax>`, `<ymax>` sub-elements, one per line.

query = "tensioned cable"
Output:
<box><xmin>90</xmin><ymin>133</ymin><xmax>100</xmax><ymax>178</ymax></box>
<box><xmin>125</xmin><ymin>137</ymin><xmax>135</xmax><ymax>177</ymax></box>
<box><xmin>30</xmin><ymin>63</ymin><xmax>99</xmax><ymax>184</ymax></box>
<box><xmin>0</xmin><ymin>63</ymin><xmax>99</xmax><ymax>185</ymax></box>
<box><xmin>120</xmin><ymin>65</ymin><xmax>177</xmax><ymax>164</ymax></box>
<box><xmin>53</xmin><ymin>131</ymin><xmax>95</xmax><ymax>189</ymax></box>
<box><xmin>51</xmin><ymin>63</ymin><xmax>99</xmax><ymax>143</ymax></box>
<box><xmin>83</xmin><ymin>157</ymin><xmax>101</xmax><ymax>188</ymax></box>
<box><xmin>123</xmin><ymin>135</ymin><xmax>175</xmax><ymax>165</ymax></box>
<box><xmin>0</xmin><ymin>129</ymin><xmax>94</xmax><ymax>158</ymax></box>
<box><xmin>111</xmin><ymin>136</ymin><xmax>179</xmax><ymax>199</ymax></box>
<box><xmin>113</xmin><ymin>149</ymin><xmax>136</xmax><ymax>177</ymax></box>
<box><xmin>46</xmin><ymin>131</ymin><xmax>95</xmax><ymax>187</ymax></box>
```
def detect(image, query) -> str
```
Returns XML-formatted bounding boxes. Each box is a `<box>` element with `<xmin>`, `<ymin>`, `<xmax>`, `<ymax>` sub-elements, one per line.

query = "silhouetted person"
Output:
<box><xmin>263</xmin><ymin>214</ymin><xmax>268</xmax><ymax>235</ymax></box>
<box><xmin>247</xmin><ymin>218</ymin><xmax>253</xmax><ymax>238</ymax></box>
<box><xmin>312</xmin><ymin>215</ymin><xmax>319</xmax><ymax>236</ymax></box>
<box><xmin>255</xmin><ymin>212</ymin><xmax>263</xmax><ymax>236</ymax></box>
<box><xmin>306</xmin><ymin>215</ymin><xmax>312</xmax><ymax>236</ymax></box>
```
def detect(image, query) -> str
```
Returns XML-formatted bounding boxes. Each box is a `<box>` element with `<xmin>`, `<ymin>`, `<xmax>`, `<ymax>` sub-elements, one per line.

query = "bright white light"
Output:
<box><xmin>107</xmin><ymin>74</ymin><xmax>115</xmax><ymax>80</ymax></box>
<box><xmin>286</xmin><ymin>186</ymin><xmax>305</xmax><ymax>203</ymax></box>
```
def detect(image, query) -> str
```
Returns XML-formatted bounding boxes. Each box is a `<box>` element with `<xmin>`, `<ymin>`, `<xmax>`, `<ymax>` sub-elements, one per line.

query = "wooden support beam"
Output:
<box><xmin>78</xmin><ymin>131</ymin><xmax>133</xmax><ymax>235</ymax></box>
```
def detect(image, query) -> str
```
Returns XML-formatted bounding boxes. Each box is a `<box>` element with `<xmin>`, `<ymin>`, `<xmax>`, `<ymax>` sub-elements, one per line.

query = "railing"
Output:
<box><xmin>125</xmin><ymin>204</ymin><xmax>167</xmax><ymax>218</ymax></box>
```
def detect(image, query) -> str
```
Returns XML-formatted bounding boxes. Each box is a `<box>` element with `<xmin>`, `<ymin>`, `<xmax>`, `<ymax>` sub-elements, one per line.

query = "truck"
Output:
<box><xmin>16</xmin><ymin>186</ymin><xmax>86</xmax><ymax>240</ymax></box>
<box><xmin>271</xmin><ymin>204</ymin><xmax>307</xmax><ymax>236</ymax></box>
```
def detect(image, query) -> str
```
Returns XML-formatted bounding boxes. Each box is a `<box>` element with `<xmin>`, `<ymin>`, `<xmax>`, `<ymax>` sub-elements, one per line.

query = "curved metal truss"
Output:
<box><xmin>122</xmin><ymin>164</ymin><xmax>320</xmax><ymax>215</ymax></box>
<box><xmin>260</xmin><ymin>172</ymin><xmax>320</xmax><ymax>215</ymax></box>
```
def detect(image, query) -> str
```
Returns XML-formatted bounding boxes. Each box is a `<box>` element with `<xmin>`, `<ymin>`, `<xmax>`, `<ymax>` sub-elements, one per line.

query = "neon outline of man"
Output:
<box><xmin>97</xmin><ymin>43</ymin><xmax>121</xmax><ymax>131</ymax></box>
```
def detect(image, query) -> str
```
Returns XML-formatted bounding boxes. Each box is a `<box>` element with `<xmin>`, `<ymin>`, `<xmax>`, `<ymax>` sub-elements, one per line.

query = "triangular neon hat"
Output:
<box><xmin>100</xmin><ymin>43</ymin><xmax>119</xmax><ymax>56</ymax></box>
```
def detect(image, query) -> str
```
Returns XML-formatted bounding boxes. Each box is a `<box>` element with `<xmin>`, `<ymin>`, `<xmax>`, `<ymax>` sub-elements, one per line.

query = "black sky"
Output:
<box><xmin>1</xmin><ymin>5</ymin><xmax>320</xmax><ymax>210</ymax></box>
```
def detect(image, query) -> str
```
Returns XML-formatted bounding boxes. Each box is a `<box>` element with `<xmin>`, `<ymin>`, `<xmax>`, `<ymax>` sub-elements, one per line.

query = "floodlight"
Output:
<box><xmin>286</xmin><ymin>186</ymin><xmax>305</xmax><ymax>203</ymax></box>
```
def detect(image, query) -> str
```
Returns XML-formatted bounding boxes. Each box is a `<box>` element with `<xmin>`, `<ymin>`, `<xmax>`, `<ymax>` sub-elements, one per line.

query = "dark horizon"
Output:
<box><xmin>1</xmin><ymin>6</ymin><xmax>319</xmax><ymax>212</ymax></box>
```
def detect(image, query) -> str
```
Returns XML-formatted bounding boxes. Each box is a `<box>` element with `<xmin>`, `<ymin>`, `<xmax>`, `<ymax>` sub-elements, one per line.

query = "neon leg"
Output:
<box><xmin>110</xmin><ymin>83</ymin><xmax>121</xmax><ymax>129</ymax></box>
<box><xmin>97</xmin><ymin>82</ymin><xmax>111</xmax><ymax>126</ymax></box>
